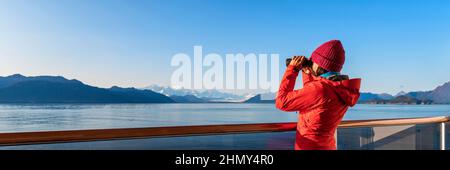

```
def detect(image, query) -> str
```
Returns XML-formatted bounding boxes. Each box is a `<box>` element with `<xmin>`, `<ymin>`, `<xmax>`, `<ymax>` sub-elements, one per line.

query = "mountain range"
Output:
<box><xmin>0</xmin><ymin>74</ymin><xmax>174</xmax><ymax>103</ymax></box>
<box><xmin>354</xmin><ymin>82</ymin><xmax>450</xmax><ymax>104</ymax></box>
<box><xmin>145</xmin><ymin>85</ymin><xmax>245</xmax><ymax>102</ymax></box>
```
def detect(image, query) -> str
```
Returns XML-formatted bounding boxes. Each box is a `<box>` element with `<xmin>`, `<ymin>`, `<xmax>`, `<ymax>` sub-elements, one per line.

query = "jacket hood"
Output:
<box><xmin>320</xmin><ymin>77</ymin><xmax>361</xmax><ymax>106</ymax></box>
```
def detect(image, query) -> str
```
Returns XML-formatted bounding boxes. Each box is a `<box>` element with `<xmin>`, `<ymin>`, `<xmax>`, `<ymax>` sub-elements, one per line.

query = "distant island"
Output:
<box><xmin>243</xmin><ymin>94</ymin><xmax>275</xmax><ymax>103</ymax></box>
<box><xmin>0</xmin><ymin>74</ymin><xmax>449</xmax><ymax>104</ymax></box>
<box><xmin>357</xmin><ymin>82</ymin><xmax>450</xmax><ymax>104</ymax></box>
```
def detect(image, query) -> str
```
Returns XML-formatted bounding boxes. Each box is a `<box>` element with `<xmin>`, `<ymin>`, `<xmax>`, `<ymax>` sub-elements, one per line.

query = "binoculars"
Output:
<box><xmin>285</xmin><ymin>57</ymin><xmax>313</xmax><ymax>68</ymax></box>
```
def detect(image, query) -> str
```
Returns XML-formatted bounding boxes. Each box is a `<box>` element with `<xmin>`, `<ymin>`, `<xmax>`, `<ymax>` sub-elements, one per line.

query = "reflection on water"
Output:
<box><xmin>0</xmin><ymin>104</ymin><xmax>449</xmax><ymax>133</ymax></box>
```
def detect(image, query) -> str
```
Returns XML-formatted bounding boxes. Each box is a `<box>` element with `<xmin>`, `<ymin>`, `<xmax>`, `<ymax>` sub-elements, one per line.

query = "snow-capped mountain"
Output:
<box><xmin>395</xmin><ymin>91</ymin><xmax>407</xmax><ymax>97</ymax></box>
<box><xmin>144</xmin><ymin>85</ymin><xmax>245</xmax><ymax>102</ymax></box>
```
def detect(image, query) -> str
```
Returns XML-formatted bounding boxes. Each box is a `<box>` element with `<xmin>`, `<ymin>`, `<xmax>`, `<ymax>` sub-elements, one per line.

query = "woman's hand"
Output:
<box><xmin>289</xmin><ymin>56</ymin><xmax>306</xmax><ymax>71</ymax></box>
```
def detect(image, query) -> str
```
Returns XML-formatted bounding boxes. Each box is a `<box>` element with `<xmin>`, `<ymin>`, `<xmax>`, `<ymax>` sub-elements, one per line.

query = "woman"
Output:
<box><xmin>276</xmin><ymin>40</ymin><xmax>361</xmax><ymax>150</ymax></box>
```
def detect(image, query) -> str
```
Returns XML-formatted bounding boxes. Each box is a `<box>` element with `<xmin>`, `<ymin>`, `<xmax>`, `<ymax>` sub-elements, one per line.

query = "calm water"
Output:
<box><xmin>0</xmin><ymin>103</ymin><xmax>449</xmax><ymax>133</ymax></box>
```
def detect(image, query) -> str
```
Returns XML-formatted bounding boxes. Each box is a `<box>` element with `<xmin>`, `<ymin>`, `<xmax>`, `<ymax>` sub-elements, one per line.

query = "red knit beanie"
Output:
<box><xmin>310</xmin><ymin>40</ymin><xmax>345</xmax><ymax>72</ymax></box>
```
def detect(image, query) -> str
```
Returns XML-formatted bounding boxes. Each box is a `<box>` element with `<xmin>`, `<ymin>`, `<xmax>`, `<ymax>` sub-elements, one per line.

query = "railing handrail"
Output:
<box><xmin>339</xmin><ymin>116</ymin><xmax>450</xmax><ymax>128</ymax></box>
<box><xmin>0</xmin><ymin>116</ymin><xmax>448</xmax><ymax>146</ymax></box>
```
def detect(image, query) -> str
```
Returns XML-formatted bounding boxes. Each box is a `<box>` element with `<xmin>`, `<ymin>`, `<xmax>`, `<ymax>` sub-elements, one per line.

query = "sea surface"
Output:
<box><xmin>0</xmin><ymin>103</ymin><xmax>449</xmax><ymax>132</ymax></box>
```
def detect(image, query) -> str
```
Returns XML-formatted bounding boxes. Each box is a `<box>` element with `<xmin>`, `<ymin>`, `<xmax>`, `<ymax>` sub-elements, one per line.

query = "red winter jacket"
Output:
<box><xmin>276</xmin><ymin>65</ymin><xmax>361</xmax><ymax>150</ymax></box>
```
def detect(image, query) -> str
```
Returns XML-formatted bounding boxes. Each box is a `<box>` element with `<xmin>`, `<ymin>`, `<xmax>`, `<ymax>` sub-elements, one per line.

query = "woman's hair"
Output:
<box><xmin>314</xmin><ymin>66</ymin><xmax>329</xmax><ymax>76</ymax></box>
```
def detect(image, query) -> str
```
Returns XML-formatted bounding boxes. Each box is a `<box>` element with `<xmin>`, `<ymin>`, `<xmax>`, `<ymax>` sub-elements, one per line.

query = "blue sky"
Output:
<box><xmin>0</xmin><ymin>0</ymin><xmax>449</xmax><ymax>95</ymax></box>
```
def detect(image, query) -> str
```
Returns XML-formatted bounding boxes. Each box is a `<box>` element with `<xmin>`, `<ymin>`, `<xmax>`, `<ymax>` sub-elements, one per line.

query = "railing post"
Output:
<box><xmin>335</xmin><ymin>129</ymin><xmax>338</xmax><ymax>149</ymax></box>
<box><xmin>441</xmin><ymin>122</ymin><xmax>446</xmax><ymax>150</ymax></box>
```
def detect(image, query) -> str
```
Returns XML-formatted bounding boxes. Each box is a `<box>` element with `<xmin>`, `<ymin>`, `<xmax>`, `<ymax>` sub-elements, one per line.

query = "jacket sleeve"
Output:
<box><xmin>275</xmin><ymin>65</ymin><xmax>319</xmax><ymax>112</ymax></box>
<box><xmin>302</xmin><ymin>70</ymin><xmax>315</xmax><ymax>85</ymax></box>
